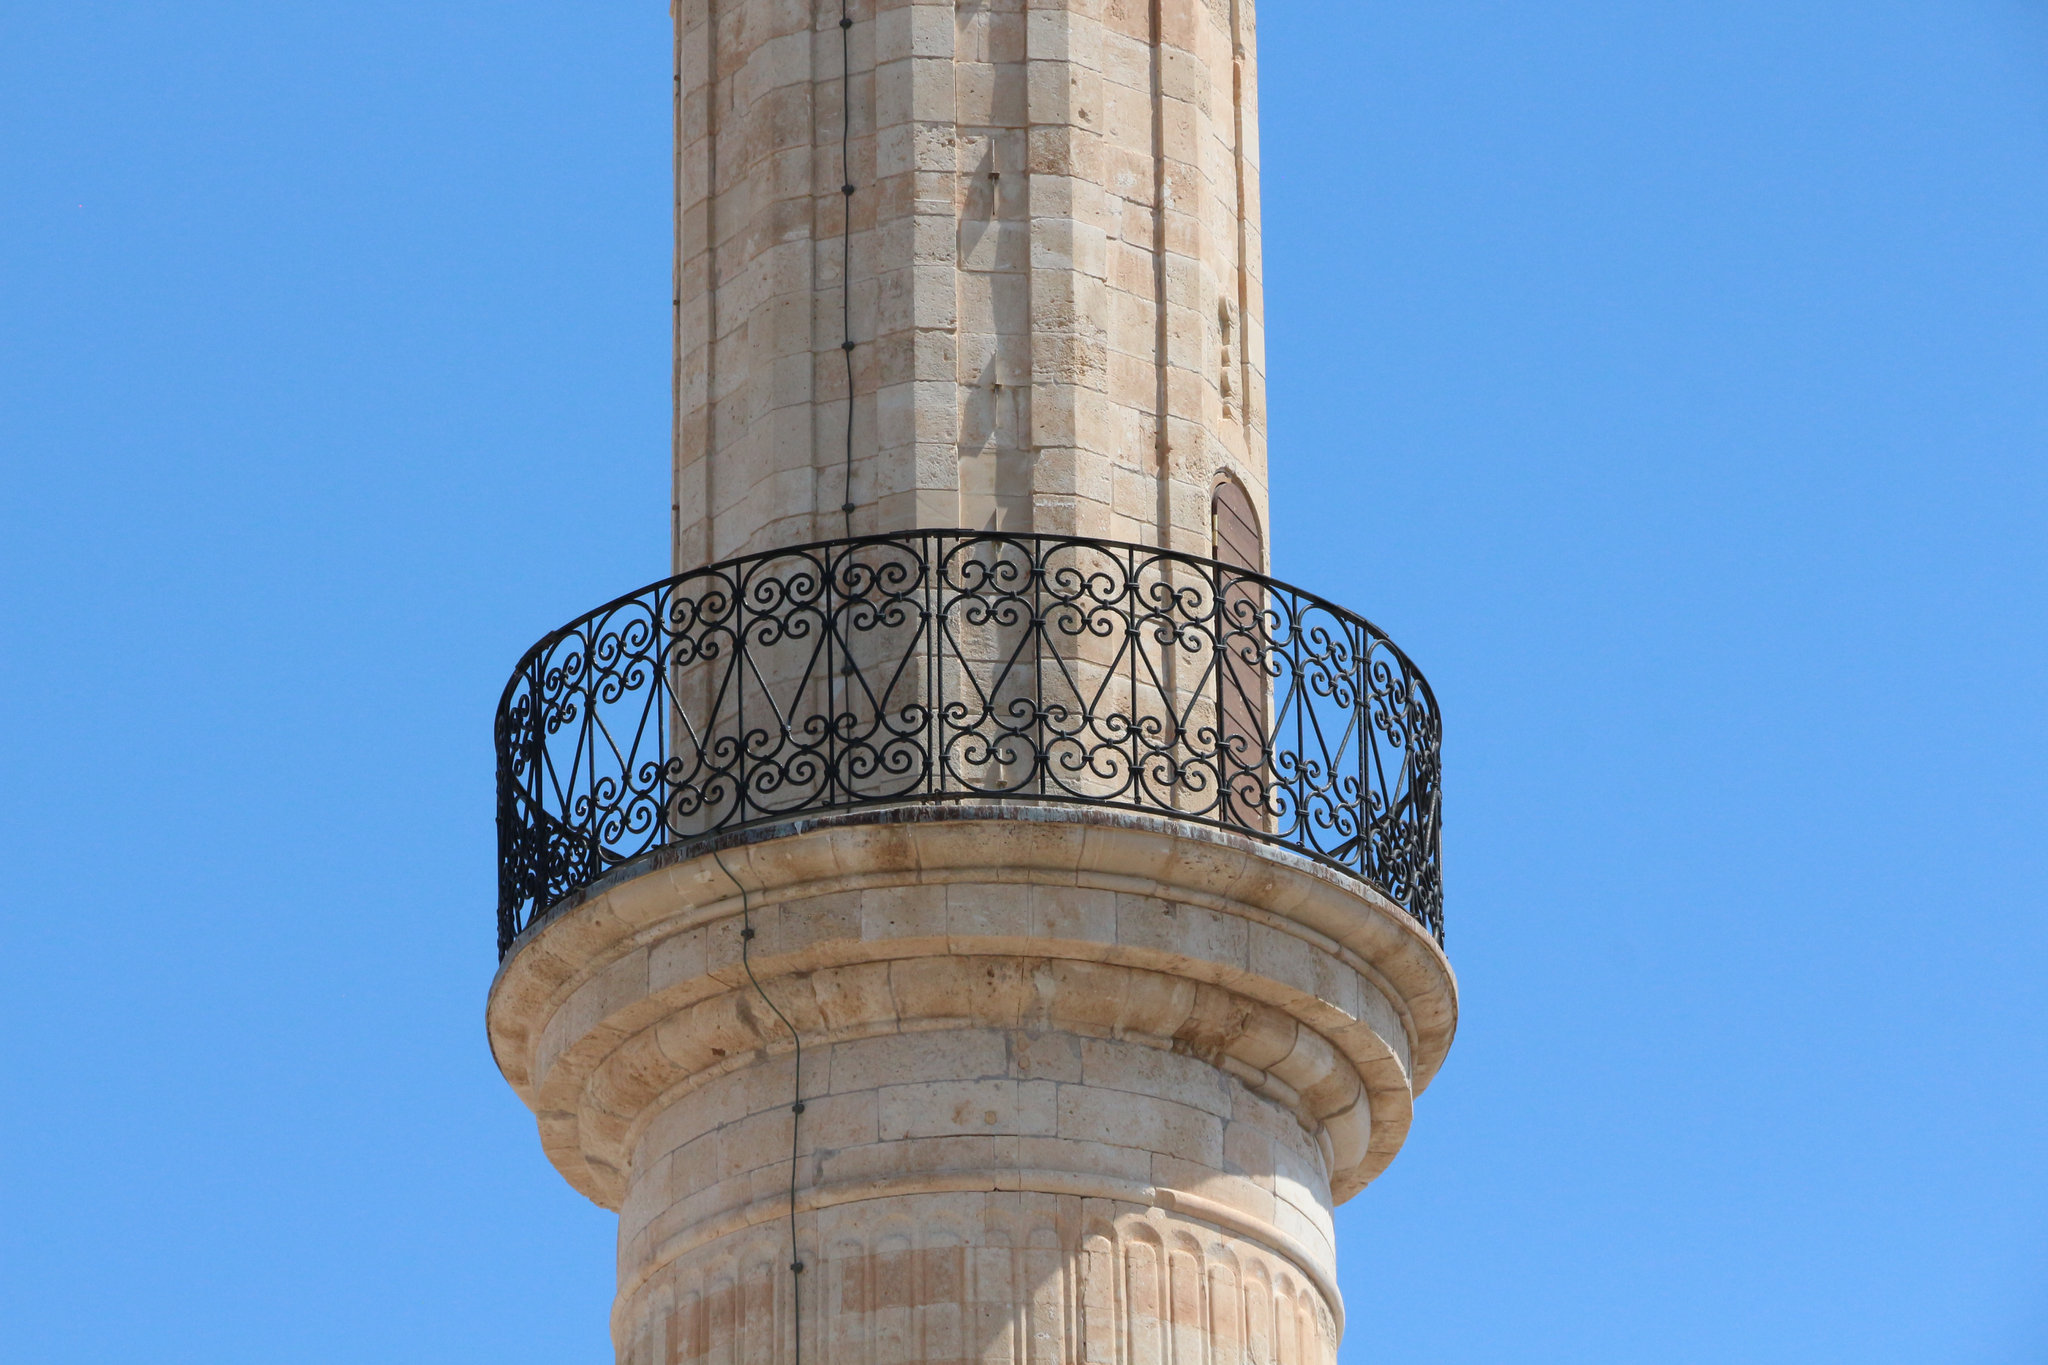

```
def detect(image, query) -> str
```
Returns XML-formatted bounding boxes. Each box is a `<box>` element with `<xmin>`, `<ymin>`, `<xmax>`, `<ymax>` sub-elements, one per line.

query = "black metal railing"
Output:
<box><xmin>495</xmin><ymin>531</ymin><xmax>1442</xmax><ymax>955</ymax></box>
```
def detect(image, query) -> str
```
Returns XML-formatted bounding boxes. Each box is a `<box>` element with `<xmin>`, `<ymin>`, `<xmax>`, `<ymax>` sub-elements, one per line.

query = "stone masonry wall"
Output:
<box><xmin>672</xmin><ymin>0</ymin><xmax>1268</xmax><ymax>569</ymax></box>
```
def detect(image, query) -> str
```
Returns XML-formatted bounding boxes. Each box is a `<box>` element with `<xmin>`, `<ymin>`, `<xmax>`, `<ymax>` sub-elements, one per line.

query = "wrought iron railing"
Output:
<box><xmin>495</xmin><ymin>531</ymin><xmax>1442</xmax><ymax>955</ymax></box>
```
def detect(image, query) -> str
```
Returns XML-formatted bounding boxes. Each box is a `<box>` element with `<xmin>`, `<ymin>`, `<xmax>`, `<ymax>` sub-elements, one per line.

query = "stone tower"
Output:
<box><xmin>488</xmin><ymin>4</ymin><xmax>1456</xmax><ymax>1364</ymax></box>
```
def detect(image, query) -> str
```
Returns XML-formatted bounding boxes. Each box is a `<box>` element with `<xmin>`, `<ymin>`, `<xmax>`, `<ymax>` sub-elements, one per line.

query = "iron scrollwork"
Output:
<box><xmin>495</xmin><ymin>531</ymin><xmax>1443</xmax><ymax>955</ymax></box>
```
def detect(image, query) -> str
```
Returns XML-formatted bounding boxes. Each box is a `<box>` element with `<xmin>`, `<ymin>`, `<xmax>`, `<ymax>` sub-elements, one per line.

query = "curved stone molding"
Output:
<box><xmin>489</xmin><ymin>806</ymin><xmax>1455</xmax><ymax>1360</ymax></box>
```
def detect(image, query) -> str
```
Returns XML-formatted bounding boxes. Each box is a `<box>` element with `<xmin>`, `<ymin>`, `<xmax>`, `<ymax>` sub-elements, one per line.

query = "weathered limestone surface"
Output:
<box><xmin>672</xmin><ymin>0</ymin><xmax>1269</xmax><ymax>567</ymax></box>
<box><xmin>489</xmin><ymin>808</ymin><xmax>1457</xmax><ymax>1363</ymax></box>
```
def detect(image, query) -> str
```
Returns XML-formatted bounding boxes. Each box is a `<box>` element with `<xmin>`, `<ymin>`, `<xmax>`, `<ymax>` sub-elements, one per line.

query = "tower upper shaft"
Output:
<box><xmin>673</xmin><ymin>0</ymin><xmax>1268</xmax><ymax>569</ymax></box>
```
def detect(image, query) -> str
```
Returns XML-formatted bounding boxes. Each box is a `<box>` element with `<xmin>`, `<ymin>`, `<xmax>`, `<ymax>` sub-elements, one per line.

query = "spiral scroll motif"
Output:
<box><xmin>494</xmin><ymin>532</ymin><xmax>1443</xmax><ymax>954</ymax></box>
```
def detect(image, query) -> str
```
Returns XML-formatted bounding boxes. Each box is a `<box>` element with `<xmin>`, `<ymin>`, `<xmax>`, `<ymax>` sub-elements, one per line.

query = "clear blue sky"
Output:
<box><xmin>2</xmin><ymin>3</ymin><xmax>2043</xmax><ymax>1361</ymax></box>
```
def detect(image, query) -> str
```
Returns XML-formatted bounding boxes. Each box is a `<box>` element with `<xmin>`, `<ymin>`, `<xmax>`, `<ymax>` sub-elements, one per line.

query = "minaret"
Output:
<box><xmin>489</xmin><ymin>4</ymin><xmax>1456</xmax><ymax>1364</ymax></box>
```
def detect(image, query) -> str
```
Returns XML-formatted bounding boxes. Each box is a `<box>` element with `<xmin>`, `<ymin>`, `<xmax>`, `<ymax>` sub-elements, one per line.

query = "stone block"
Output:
<box><xmin>830</xmin><ymin>1029</ymin><xmax>1008</xmax><ymax>1092</ymax></box>
<box><xmin>878</xmin><ymin>1078</ymin><xmax>1059</xmax><ymax>1139</ymax></box>
<box><xmin>1057</xmin><ymin>1085</ymin><xmax>1224</xmax><ymax>1167</ymax></box>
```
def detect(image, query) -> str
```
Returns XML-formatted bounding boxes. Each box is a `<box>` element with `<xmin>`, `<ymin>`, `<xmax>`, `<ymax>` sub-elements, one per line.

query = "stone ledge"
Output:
<box><xmin>493</xmin><ymin>800</ymin><xmax>1455</xmax><ymax>1088</ymax></box>
<box><xmin>488</xmin><ymin>803</ymin><xmax>1457</xmax><ymax>1214</ymax></box>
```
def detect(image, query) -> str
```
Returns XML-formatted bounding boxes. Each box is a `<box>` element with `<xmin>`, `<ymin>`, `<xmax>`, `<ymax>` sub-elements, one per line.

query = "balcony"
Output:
<box><xmin>494</xmin><ymin>530</ymin><xmax>1443</xmax><ymax>956</ymax></box>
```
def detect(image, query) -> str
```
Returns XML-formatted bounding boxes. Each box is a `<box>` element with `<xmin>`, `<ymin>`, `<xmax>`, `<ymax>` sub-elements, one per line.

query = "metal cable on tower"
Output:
<box><xmin>838</xmin><ymin>0</ymin><xmax>857</xmax><ymax>537</ymax></box>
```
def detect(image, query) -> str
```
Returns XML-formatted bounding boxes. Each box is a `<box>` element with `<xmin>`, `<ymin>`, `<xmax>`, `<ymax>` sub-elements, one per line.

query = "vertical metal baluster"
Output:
<box><xmin>734</xmin><ymin>564</ymin><xmax>747</xmax><ymax>830</ymax></box>
<box><xmin>825</xmin><ymin>542</ymin><xmax>839</xmax><ymax>811</ymax></box>
<box><xmin>1124</xmin><ymin>542</ymin><xmax>1135</xmax><ymax>804</ymax></box>
<box><xmin>1407</xmin><ymin>664</ymin><xmax>1422</xmax><ymax>917</ymax></box>
<box><xmin>1429</xmin><ymin>692</ymin><xmax>1443</xmax><ymax>933</ymax></box>
<box><xmin>1357</xmin><ymin>617</ymin><xmax>1370</xmax><ymax>881</ymax></box>
<box><xmin>1204</xmin><ymin>552</ymin><xmax>1220</xmax><ymax>822</ymax></box>
<box><xmin>1031</xmin><ymin>535</ymin><xmax>1044</xmax><ymax>797</ymax></box>
<box><xmin>507</xmin><ymin>663</ymin><xmax>523</xmax><ymax>940</ymax></box>
<box><xmin>579</xmin><ymin>626</ymin><xmax>595</xmax><ymax>886</ymax></box>
<box><xmin>494</xmin><ymin>707</ymin><xmax>508</xmax><ymax>949</ymax></box>
<box><xmin>657</xmin><ymin>588</ymin><xmax>669</xmax><ymax>851</ymax></box>
<box><xmin>1399</xmin><ymin>654</ymin><xmax>1415</xmax><ymax>914</ymax></box>
<box><xmin>535</xmin><ymin>653</ymin><xmax>548</xmax><ymax>920</ymax></box>
<box><xmin>1411</xmin><ymin>660</ymin><xmax>1426</xmax><ymax>905</ymax></box>
<box><xmin>1417</xmin><ymin>663</ymin><xmax>1433</xmax><ymax>929</ymax></box>
<box><xmin>927</xmin><ymin>533</ymin><xmax>941</xmax><ymax>798</ymax></box>
<box><xmin>1290</xmin><ymin>597</ymin><xmax>1304</xmax><ymax>848</ymax></box>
